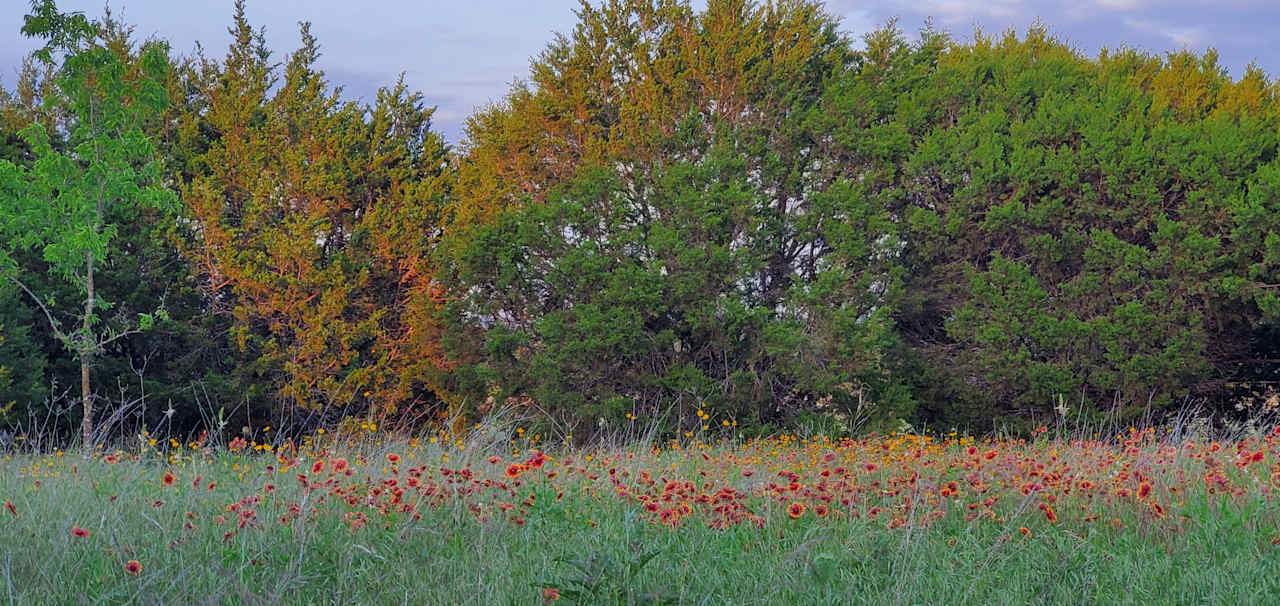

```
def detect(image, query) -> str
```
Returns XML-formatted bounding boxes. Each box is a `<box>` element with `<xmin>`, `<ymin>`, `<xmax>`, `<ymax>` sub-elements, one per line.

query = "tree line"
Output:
<box><xmin>3</xmin><ymin>0</ymin><xmax>1280</xmax><ymax>445</ymax></box>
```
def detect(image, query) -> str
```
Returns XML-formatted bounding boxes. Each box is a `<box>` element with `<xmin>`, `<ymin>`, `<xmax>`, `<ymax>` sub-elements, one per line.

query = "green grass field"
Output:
<box><xmin>3</xmin><ymin>423</ymin><xmax>1280</xmax><ymax>605</ymax></box>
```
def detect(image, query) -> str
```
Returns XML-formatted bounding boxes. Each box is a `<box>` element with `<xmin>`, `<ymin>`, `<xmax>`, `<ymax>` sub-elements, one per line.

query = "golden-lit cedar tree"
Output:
<box><xmin>445</xmin><ymin>0</ymin><xmax>909</xmax><ymax>434</ymax></box>
<box><xmin>456</xmin><ymin>0</ymin><xmax>851</xmax><ymax>259</ymax></box>
<box><xmin>455</xmin><ymin>0</ymin><xmax>865</xmax><ymax>306</ymax></box>
<box><xmin>181</xmin><ymin>2</ymin><xmax>451</xmax><ymax>414</ymax></box>
<box><xmin>357</xmin><ymin>81</ymin><xmax>455</xmax><ymax>414</ymax></box>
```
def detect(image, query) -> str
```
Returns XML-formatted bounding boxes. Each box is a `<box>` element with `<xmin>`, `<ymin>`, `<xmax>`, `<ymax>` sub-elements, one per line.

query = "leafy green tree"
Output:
<box><xmin>0</xmin><ymin>0</ymin><xmax>175</xmax><ymax>445</ymax></box>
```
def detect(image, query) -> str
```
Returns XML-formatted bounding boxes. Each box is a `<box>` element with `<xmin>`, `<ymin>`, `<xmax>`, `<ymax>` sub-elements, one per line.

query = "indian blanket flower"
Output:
<box><xmin>386</xmin><ymin>453</ymin><xmax>401</xmax><ymax>465</ymax></box>
<box><xmin>124</xmin><ymin>560</ymin><xmax>142</xmax><ymax>575</ymax></box>
<box><xmin>161</xmin><ymin>472</ymin><xmax>176</xmax><ymax>487</ymax></box>
<box><xmin>331</xmin><ymin>458</ymin><xmax>349</xmax><ymax>474</ymax></box>
<box><xmin>505</xmin><ymin>463</ymin><xmax>523</xmax><ymax>478</ymax></box>
<box><xmin>71</xmin><ymin>526</ymin><xmax>90</xmax><ymax>538</ymax></box>
<box><xmin>542</xmin><ymin>587</ymin><xmax>561</xmax><ymax>602</ymax></box>
<box><xmin>1039</xmin><ymin>503</ymin><xmax>1058</xmax><ymax>524</ymax></box>
<box><xmin>4</xmin><ymin>500</ymin><xmax>15</xmax><ymax>516</ymax></box>
<box><xmin>787</xmin><ymin>502</ymin><xmax>805</xmax><ymax>519</ymax></box>
<box><xmin>103</xmin><ymin>454</ymin><xmax>119</xmax><ymax>465</ymax></box>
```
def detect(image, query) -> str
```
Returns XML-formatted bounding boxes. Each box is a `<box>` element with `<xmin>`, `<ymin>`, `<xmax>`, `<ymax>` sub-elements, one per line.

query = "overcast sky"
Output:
<box><xmin>3</xmin><ymin>1</ymin><xmax>1278</xmax><ymax>146</ymax></box>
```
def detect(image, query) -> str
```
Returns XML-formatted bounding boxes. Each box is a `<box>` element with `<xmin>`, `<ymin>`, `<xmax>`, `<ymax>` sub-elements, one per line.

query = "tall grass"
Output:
<box><xmin>2</xmin><ymin>417</ymin><xmax>1279</xmax><ymax>605</ymax></box>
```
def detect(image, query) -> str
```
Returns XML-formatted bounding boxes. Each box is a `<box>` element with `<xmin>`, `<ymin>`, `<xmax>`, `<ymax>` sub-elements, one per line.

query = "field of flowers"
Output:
<box><xmin>4</xmin><ymin>421</ymin><xmax>1280</xmax><ymax>604</ymax></box>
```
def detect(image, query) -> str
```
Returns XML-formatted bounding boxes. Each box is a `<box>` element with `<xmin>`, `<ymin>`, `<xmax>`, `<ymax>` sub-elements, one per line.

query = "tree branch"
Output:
<box><xmin>97</xmin><ymin>324</ymin><xmax>143</xmax><ymax>349</ymax></box>
<box><xmin>3</xmin><ymin>273</ymin><xmax>68</xmax><ymax>342</ymax></box>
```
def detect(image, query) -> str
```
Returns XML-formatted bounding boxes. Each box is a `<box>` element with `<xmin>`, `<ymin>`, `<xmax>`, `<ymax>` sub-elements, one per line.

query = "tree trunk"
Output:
<box><xmin>80</xmin><ymin>356</ymin><xmax>92</xmax><ymax>446</ymax></box>
<box><xmin>81</xmin><ymin>247</ymin><xmax>96</xmax><ymax>447</ymax></box>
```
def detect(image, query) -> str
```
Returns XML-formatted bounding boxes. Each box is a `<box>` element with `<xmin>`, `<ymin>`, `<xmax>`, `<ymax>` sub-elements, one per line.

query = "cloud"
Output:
<box><xmin>837</xmin><ymin>7</ymin><xmax>880</xmax><ymax>36</ymax></box>
<box><xmin>1122</xmin><ymin>17</ymin><xmax>1208</xmax><ymax>48</ymax></box>
<box><xmin>885</xmin><ymin>0</ymin><xmax>1024</xmax><ymax>23</ymax></box>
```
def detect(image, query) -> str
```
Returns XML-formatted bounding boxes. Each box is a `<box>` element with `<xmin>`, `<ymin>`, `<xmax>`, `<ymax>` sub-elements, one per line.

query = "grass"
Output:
<box><xmin>3</xmin><ymin>422</ymin><xmax>1280</xmax><ymax>605</ymax></box>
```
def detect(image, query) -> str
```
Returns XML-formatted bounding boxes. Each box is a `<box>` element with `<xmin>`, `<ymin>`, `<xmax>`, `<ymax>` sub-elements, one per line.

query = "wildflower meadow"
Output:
<box><xmin>4</xmin><ymin>417</ymin><xmax>1280</xmax><ymax>604</ymax></box>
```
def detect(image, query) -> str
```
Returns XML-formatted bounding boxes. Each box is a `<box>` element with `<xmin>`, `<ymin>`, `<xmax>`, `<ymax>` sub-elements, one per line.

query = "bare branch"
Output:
<box><xmin>97</xmin><ymin>324</ymin><xmax>143</xmax><ymax>349</ymax></box>
<box><xmin>3</xmin><ymin>273</ymin><xmax>68</xmax><ymax>342</ymax></box>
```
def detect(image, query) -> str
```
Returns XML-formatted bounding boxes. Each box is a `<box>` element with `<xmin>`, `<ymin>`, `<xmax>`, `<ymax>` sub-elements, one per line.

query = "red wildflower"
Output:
<box><xmin>542</xmin><ymin>587</ymin><xmax>561</xmax><ymax>602</ymax></box>
<box><xmin>386</xmin><ymin>453</ymin><xmax>401</xmax><ymax>465</ymax></box>
<box><xmin>1137</xmin><ymin>482</ymin><xmax>1152</xmax><ymax>500</ymax></box>
<box><xmin>71</xmin><ymin>526</ymin><xmax>90</xmax><ymax>538</ymax></box>
<box><xmin>1039</xmin><ymin>503</ymin><xmax>1058</xmax><ymax>524</ymax></box>
<box><xmin>1020</xmin><ymin>526</ymin><xmax>1031</xmax><ymax>537</ymax></box>
<box><xmin>312</xmin><ymin>460</ymin><xmax>325</xmax><ymax>474</ymax></box>
<box><xmin>331</xmin><ymin>458</ymin><xmax>348</xmax><ymax>474</ymax></box>
<box><xmin>505</xmin><ymin>463</ymin><xmax>523</xmax><ymax>478</ymax></box>
<box><xmin>161</xmin><ymin>472</ymin><xmax>176</xmax><ymax>487</ymax></box>
<box><xmin>814</xmin><ymin>504</ymin><xmax>829</xmax><ymax>518</ymax></box>
<box><xmin>124</xmin><ymin>560</ymin><xmax>142</xmax><ymax>575</ymax></box>
<box><xmin>4</xmin><ymin>500</ymin><xmax>14</xmax><ymax>516</ymax></box>
<box><xmin>787</xmin><ymin>502</ymin><xmax>805</xmax><ymax>519</ymax></box>
<box><xmin>103</xmin><ymin>454</ymin><xmax>119</xmax><ymax>465</ymax></box>
<box><xmin>659</xmin><ymin>509</ymin><xmax>677</xmax><ymax>525</ymax></box>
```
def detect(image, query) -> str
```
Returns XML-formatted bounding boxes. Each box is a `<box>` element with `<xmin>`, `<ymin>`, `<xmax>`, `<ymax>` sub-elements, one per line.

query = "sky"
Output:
<box><xmin>3</xmin><ymin>1</ymin><xmax>1278</xmax><ymax>146</ymax></box>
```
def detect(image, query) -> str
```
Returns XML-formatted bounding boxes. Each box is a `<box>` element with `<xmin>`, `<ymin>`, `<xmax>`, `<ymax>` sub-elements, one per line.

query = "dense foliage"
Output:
<box><xmin>443</xmin><ymin>0</ymin><xmax>907</xmax><ymax>434</ymax></box>
<box><xmin>3</xmin><ymin>0</ymin><xmax>1280</xmax><ymax>443</ymax></box>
